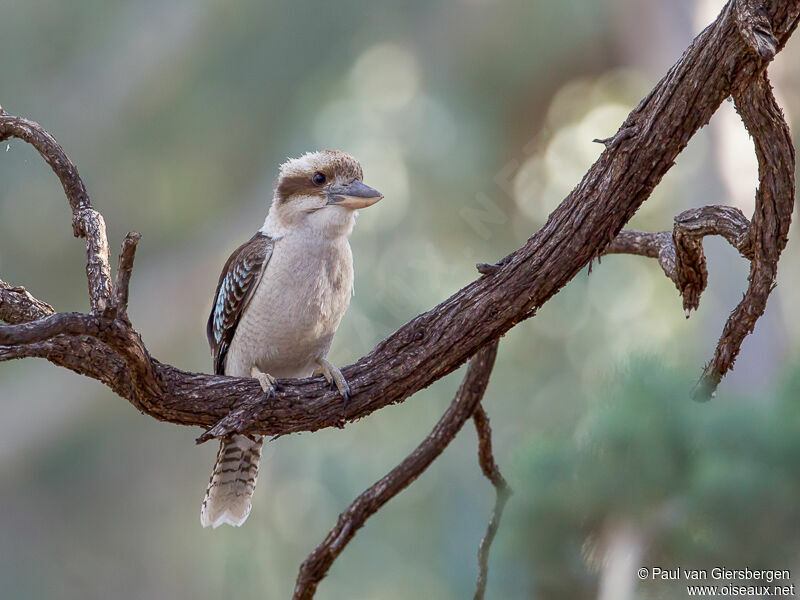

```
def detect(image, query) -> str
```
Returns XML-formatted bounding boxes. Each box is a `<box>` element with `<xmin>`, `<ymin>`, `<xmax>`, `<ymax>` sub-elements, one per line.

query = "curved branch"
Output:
<box><xmin>293</xmin><ymin>342</ymin><xmax>499</xmax><ymax>600</ymax></box>
<box><xmin>697</xmin><ymin>71</ymin><xmax>795</xmax><ymax>398</ymax></box>
<box><xmin>605</xmin><ymin>205</ymin><xmax>753</xmax><ymax>313</ymax></box>
<box><xmin>0</xmin><ymin>335</ymin><xmax>135</xmax><ymax>398</ymax></box>
<box><xmin>1</xmin><ymin>5</ymin><xmax>798</xmax><ymax>600</ymax></box>
<box><xmin>0</xmin><ymin>310</ymin><xmax>158</xmax><ymax>398</ymax></box>
<box><xmin>0</xmin><ymin>0</ymin><xmax>798</xmax><ymax>439</ymax></box>
<box><xmin>604</xmin><ymin>71</ymin><xmax>795</xmax><ymax>400</ymax></box>
<box><xmin>0</xmin><ymin>114</ymin><xmax>112</xmax><ymax>312</ymax></box>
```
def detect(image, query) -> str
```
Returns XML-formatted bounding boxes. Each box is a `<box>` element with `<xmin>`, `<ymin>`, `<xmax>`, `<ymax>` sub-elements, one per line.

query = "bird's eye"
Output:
<box><xmin>311</xmin><ymin>172</ymin><xmax>326</xmax><ymax>186</ymax></box>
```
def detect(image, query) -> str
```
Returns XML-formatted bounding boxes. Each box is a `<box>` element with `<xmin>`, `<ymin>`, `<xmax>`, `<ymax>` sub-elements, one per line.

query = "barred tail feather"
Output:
<box><xmin>201</xmin><ymin>434</ymin><xmax>263</xmax><ymax>528</ymax></box>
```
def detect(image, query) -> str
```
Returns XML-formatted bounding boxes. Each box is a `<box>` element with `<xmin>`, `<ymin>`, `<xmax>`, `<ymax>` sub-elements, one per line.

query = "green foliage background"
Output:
<box><xmin>2</xmin><ymin>1</ymin><xmax>800</xmax><ymax>598</ymax></box>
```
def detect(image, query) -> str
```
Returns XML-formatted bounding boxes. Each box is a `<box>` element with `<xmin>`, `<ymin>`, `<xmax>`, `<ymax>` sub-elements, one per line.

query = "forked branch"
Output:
<box><xmin>293</xmin><ymin>343</ymin><xmax>499</xmax><ymax>600</ymax></box>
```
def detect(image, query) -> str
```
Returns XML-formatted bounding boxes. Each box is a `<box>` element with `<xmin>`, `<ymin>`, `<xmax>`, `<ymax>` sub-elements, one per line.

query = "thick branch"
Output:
<box><xmin>0</xmin><ymin>334</ymin><xmax>135</xmax><ymax>398</ymax></box>
<box><xmin>293</xmin><ymin>342</ymin><xmax>499</xmax><ymax>600</ymax></box>
<box><xmin>472</xmin><ymin>405</ymin><xmax>511</xmax><ymax>600</ymax></box>
<box><xmin>0</xmin><ymin>311</ymin><xmax>158</xmax><ymax>405</ymax></box>
<box><xmin>736</xmin><ymin>0</ymin><xmax>780</xmax><ymax>59</ymax></box>
<box><xmin>1</xmin><ymin>6</ymin><xmax>798</xmax><ymax>600</ymax></box>
<box><xmin>0</xmin><ymin>279</ymin><xmax>134</xmax><ymax>396</ymax></box>
<box><xmin>0</xmin><ymin>0</ymin><xmax>798</xmax><ymax>439</ymax></box>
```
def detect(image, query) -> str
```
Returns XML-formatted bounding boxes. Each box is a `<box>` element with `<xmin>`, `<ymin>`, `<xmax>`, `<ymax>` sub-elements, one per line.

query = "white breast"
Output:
<box><xmin>224</xmin><ymin>229</ymin><xmax>354</xmax><ymax>380</ymax></box>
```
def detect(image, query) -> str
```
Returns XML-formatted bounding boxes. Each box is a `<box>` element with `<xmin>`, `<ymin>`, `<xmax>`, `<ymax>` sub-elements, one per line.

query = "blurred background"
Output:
<box><xmin>2</xmin><ymin>0</ymin><xmax>800</xmax><ymax>598</ymax></box>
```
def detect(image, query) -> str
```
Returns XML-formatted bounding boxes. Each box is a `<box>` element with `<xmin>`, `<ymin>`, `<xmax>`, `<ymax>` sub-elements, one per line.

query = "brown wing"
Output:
<box><xmin>206</xmin><ymin>232</ymin><xmax>274</xmax><ymax>375</ymax></box>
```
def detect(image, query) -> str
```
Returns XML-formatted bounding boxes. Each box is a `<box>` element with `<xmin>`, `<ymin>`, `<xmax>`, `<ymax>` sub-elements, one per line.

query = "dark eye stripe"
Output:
<box><xmin>276</xmin><ymin>173</ymin><xmax>327</xmax><ymax>201</ymax></box>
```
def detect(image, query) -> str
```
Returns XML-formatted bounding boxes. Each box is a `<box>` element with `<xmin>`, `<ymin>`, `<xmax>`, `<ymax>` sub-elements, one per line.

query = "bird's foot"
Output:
<box><xmin>314</xmin><ymin>358</ymin><xmax>351</xmax><ymax>407</ymax></box>
<box><xmin>250</xmin><ymin>366</ymin><xmax>278</xmax><ymax>401</ymax></box>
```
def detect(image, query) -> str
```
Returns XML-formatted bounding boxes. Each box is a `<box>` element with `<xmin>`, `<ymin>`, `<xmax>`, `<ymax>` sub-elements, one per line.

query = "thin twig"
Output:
<box><xmin>472</xmin><ymin>404</ymin><xmax>511</xmax><ymax>600</ymax></box>
<box><xmin>110</xmin><ymin>232</ymin><xmax>142</xmax><ymax>322</ymax></box>
<box><xmin>293</xmin><ymin>342</ymin><xmax>499</xmax><ymax>600</ymax></box>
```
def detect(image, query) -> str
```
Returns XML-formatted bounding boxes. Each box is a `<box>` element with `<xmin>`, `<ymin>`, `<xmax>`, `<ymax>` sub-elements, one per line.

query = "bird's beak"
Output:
<box><xmin>326</xmin><ymin>180</ymin><xmax>383</xmax><ymax>209</ymax></box>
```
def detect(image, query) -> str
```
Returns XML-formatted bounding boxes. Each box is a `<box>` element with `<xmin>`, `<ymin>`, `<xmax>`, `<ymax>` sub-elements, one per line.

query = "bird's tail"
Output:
<box><xmin>201</xmin><ymin>434</ymin><xmax>264</xmax><ymax>528</ymax></box>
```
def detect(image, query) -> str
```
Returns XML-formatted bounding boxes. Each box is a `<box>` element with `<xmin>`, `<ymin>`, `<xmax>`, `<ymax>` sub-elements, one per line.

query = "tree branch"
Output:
<box><xmin>603</xmin><ymin>71</ymin><xmax>794</xmax><ymax>399</ymax></box>
<box><xmin>736</xmin><ymin>0</ymin><xmax>781</xmax><ymax>59</ymax></box>
<box><xmin>0</xmin><ymin>280</ymin><xmax>55</xmax><ymax>324</ymax></box>
<box><xmin>109</xmin><ymin>232</ymin><xmax>142</xmax><ymax>323</ymax></box>
<box><xmin>0</xmin><ymin>279</ymin><xmax>135</xmax><ymax>397</ymax></box>
<box><xmin>472</xmin><ymin>405</ymin><xmax>511</xmax><ymax>600</ymax></box>
<box><xmin>293</xmin><ymin>342</ymin><xmax>499</xmax><ymax>600</ymax></box>
<box><xmin>698</xmin><ymin>70</ymin><xmax>795</xmax><ymax>398</ymax></box>
<box><xmin>0</xmin><ymin>115</ymin><xmax>113</xmax><ymax>313</ymax></box>
<box><xmin>605</xmin><ymin>205</ymin><xmax>753</xmax><ymax>314</ymax></box>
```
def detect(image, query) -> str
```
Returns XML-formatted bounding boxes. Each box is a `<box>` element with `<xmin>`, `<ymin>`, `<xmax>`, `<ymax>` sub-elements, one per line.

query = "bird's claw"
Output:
<box><xmin>250</xmin><ymin>366</ymin><xmax>278</xmax><ymax>401</ymax></box>
<box><xmin>314</xmin><ymin>358</ymin><xmax>351</xmax><ymax>414</ymax></box>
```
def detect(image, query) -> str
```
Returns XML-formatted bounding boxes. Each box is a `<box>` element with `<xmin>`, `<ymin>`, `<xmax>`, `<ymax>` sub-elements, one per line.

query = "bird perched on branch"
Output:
<box><xmin>202</xmin><ymin>150</ymin><xmax>383</xmax><ymax>528</ymax></box>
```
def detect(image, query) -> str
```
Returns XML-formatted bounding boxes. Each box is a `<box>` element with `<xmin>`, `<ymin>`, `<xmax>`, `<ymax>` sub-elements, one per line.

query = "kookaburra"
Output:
<box><xmin>201</xmin><ymin>150</ymin><xmax>382</xmax><ymax>528</ymax></box>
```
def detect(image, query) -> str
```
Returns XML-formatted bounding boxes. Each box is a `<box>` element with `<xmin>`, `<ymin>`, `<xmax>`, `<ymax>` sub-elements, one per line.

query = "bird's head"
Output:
<box><xmin>266</xmin><ymin>150</ymin><xmax>383</xmax><ymax>237</ymax></box>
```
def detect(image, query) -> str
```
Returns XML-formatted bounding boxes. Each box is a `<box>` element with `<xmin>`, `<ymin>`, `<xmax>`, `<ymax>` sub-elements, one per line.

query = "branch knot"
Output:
<box><xmin>735</xmin><ymin>0</ymin><xmax>778</xmax><ymax>60</ymax></box>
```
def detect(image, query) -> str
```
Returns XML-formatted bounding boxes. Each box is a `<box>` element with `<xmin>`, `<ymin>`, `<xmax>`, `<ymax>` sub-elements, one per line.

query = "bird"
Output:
<box><xmin>201</xmin><ymin>150</ymin><xmax>383</xmax><ymax>528</ymax></box>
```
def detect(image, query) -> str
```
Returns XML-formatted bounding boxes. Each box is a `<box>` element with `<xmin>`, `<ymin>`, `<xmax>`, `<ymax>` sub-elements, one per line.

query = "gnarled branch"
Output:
<box><xmin>699</xmin><ymin>71</ymin><xmax>795</xmax><ymax>397</ymax></box>
<box><xmin>603</xmin><ymin>71</ymin><xmax>794</xmax><ymax>399</ymax></box>
<box><xmin>0</xmin><ymin>280</ymin><xmax>135</xmax><ymax>398</ymax></box>
<box><xmin>0</xmin><ymin>280</ymin><xmax>54</xmax><ymax>324</ymax></box>
<box><xmin>605</xmin><ymin>205</ymin><xmax>753</xmax><ymax>313</ymax></box>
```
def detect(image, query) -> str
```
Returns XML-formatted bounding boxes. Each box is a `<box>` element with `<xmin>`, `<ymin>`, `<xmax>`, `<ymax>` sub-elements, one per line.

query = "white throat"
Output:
<box><xmin>259</xmin><ymin>198</ymin><xmax>357</xmax><ymax>240</ymax></box>
<box><xmin>259</xmin><ymin>206</ymin><xmax>290</xmax><ymax>239</ymax></box>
